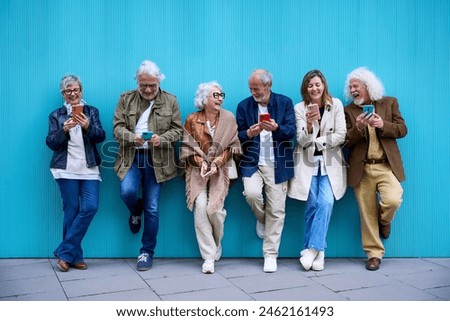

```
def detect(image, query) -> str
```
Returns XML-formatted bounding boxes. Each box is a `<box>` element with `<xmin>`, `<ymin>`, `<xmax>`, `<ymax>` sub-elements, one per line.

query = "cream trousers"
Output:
<box><xmin>354</xmin><ymin>163</ymin><xmax>403</xmax><ymax>259</ymax></box>
<box><xmin>243</xmin><ymin>165</ymin><xmax>288</xmax><ymax>258</ymax></box>
<box><xmin>194</xmin><ymin>190</ymin><xmax>226</xmax><ymax>260</ymax></box>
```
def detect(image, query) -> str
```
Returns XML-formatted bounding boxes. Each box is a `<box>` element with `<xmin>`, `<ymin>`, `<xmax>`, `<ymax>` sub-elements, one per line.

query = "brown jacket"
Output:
<box><xmin>180</xmin><ymin>109</ymin><xmax>241</xmax><ymax>214</ymax></box>
<box><xmin>344</xmin><ymin>97</ymin><xmax>407</xmax><ymax>187</ymax></box>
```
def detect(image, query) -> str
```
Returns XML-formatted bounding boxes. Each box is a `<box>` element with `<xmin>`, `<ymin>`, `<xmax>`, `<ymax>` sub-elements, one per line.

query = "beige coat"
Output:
<box><xmin>288</xmin><ymin>98</ymin><xmax>347</xmax><ymax>201</ymax></box>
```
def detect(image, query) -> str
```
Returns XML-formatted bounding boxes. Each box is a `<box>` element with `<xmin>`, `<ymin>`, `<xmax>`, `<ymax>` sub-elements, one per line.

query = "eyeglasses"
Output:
<box><xmin>139</xmin><ymin>83</ymin><xmax>159</xmax><ymax>90</ymax></box>
<box><xmin>212</xmin><ymin>92</ymin><xmax>225</xmax><ymax>99</ymax></box>
<box><xmin>63</xmin><ymin>88</ymin><xmax>81</xmax><ymax>95</ymax></box>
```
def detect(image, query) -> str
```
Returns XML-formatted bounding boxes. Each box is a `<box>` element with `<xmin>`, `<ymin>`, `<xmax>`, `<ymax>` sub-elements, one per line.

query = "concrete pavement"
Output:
<box><xmin>0</xmin><ymin>257</ymin><xmax>449</xmax><ymax>301</ymax></box>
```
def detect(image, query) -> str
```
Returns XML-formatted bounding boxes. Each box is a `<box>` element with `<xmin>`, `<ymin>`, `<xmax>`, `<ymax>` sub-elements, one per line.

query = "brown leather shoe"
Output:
<box><xmin>57</xmin><ymin>259</ymin><xmax>69</xmax><ymax>272</ymax></box>
<box><xmin>71</xmin><ymin>262</ymin><xmax>88</xmax><ymax>270</ymax></box>
<box><xmin>366</xmin><ymin>257</ymin><xmax>381</xmax><ymax>271</ymax></box>
<box><xmin>379</xmin><ymin>222</ymin><xmax>391</xmax><ymax>239</ymax></box>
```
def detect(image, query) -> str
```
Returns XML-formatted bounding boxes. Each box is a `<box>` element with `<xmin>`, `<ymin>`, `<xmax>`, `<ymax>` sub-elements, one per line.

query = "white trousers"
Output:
<box><xmin>194</xmin><ymin>190</ymin><xmax>226</xmax><ymax>260</ymax></box>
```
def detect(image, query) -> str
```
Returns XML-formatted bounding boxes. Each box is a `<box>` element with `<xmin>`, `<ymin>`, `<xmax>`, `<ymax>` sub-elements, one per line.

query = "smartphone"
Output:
<box><xmin>141</xmin><ymin>131</ymin><xmax>153</xmax><ymax>140</ymax></box>
<box><xmin>307</xmin><ymin>104</ymin><xmax>321</xmax><ymax>120</ymax></box>
<box><xmin>201</xmin><ymin>166</ymin><xmax>213</xmax><ymax>178</ymax></box>
<box><xmin>259</xmin><ymin>113</ymin><xmax>270</xmax><ymax>122</ymax></box>
<box><xmin>363</xmin><ymin>105</ymin><xmax>374</xmax><ymax>117</ymax></box>
<box><xmin>201</xmin><ymin>169</ymin><xmax>212</xmax><ymax>178</ymax></box>
<box><xmin>72</xmin><ymin>105</ymin><xmax>83</xmax><ymax>120</ymax></box>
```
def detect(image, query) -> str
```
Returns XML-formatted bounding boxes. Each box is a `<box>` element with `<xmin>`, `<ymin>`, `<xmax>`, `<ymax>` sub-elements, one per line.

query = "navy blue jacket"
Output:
<box><xmin>236</xmin><ymin>92</ymin><xmax>295</xmax><ymax>184</ymax></box>
<box><xmin>46</xmin><ymin>105</ymin><xmax>106</xmax><ymax>169</ymax></box>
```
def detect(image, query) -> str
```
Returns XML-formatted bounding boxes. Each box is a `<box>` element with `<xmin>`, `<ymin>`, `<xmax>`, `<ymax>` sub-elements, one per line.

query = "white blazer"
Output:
<box><xmin>288</xmin><ymin>97</ymin><xmax>347</xmax><ymax>201</ymax></box>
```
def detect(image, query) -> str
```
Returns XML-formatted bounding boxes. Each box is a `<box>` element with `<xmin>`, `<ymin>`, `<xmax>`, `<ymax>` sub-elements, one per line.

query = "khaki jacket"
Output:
<box><xmin>344</xmin><ymin>97</ymin><xmax>407</xmax><ymax>187</ymax></box>
<box><xmin>113</xmin><ymin>89</ymin><xmax>183</xmax><ymax>182</ymax></box>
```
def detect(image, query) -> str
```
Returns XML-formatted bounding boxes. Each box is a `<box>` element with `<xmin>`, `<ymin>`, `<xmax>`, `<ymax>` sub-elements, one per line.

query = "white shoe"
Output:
<box><xmin>256</xmin><ymin>220</ymin><xmax>265</xmax><ymax>239</ymax></box>
<box><xmin>263</xmin><ymin>257</ymin><xmax>277</xmax><ymax>273</ymax></box>
<box><xmin>202</xmin><ymin>260</ymin><xmax>215</xmax><ymax>274</ymax></box>
<box><xmin>299</xmin><ymin>249</ymin><xmax>318</xmax><ymax>271</ymax></box>
<box><xmin>311</xmin><ymin>251</ymin><xmax>325</xmax><ymax>271</ymax></box>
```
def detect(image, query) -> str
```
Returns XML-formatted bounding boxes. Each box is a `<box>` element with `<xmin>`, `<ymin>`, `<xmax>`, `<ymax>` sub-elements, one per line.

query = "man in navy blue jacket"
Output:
<box><xmin>236</xmin><ymin>69</ymin><xmax>295</xmax><ymax>272</ymax></box>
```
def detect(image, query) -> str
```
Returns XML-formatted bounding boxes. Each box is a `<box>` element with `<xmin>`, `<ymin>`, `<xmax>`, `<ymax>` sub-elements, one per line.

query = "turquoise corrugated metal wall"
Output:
<box><xmin>1</xmin><ymin>0</ymin><xmax>449</xmax><ymax>258</ymax></box>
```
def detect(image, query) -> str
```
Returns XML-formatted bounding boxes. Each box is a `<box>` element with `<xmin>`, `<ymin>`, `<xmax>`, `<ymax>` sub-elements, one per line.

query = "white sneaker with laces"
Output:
<box><xmin>202</xmin><ymin>260</ymin><xmax>215</xmax><ymax>274</ymax></box>
<box><xmin>263</xmin><ymin>257</ymin><xmax>277</xmax><ymax>273</ymax></box>
<box><xmin>311</xmin><ymin>251</ymin><xmax>325</xmax><ymax>271</ymax></box>
<box><xmin>299</xmin><ymin>248</ymin><xmax>318</xmax><ymax>271</ymax></box>
<box><xmin>256</xmin><ymin>220</ymin><xmax>265</xmax><ymax>239</ymax></box>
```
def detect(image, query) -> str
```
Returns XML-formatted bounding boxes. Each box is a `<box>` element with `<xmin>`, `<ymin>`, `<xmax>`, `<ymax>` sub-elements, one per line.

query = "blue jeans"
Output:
<box><xmin>120</xmin><ymin>152</ymin><xmax>161</xmax><ymax>256</ymax></box>
<box><xmin>304</xmin><ymin>174</ymin><xmax>334</xmax><ymax>251</ymax></box>
<box><xmin>54</xmin><ymin>179</ymin><xmax>99</xmax><ymax>264</ymax></box>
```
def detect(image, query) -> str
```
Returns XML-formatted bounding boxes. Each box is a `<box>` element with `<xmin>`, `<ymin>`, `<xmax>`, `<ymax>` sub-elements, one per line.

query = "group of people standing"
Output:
<box><xmin>46</xmin><ymin>60</ymin><xmax>407</xmax><ymax>275</ymax></box>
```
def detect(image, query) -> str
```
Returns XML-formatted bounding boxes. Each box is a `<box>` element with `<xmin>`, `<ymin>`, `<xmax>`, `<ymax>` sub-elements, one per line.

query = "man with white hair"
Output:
<box><xmin>113</xmin><ymin>60</ymin><xmax>182</xmax><ymax>271</ymax></box>
<box><xmin>236</xmin><ymin>69</ymin><xmax>295</xmax><ymax>273</ymax></box>
<box><xmin>344</xmin><ymin>67</ymin><xmax>407</xmax><ymax>271</ymax></box>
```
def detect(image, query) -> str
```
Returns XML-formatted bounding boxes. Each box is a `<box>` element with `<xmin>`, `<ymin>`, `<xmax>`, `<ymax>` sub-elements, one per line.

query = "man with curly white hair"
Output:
<box><xmin>344</xmin><ymin>67</ymin><xmax>407</xmax><ymax>271</ymax></box>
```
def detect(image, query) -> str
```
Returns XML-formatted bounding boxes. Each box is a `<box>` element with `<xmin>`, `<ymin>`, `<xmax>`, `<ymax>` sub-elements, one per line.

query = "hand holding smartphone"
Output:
<box><xmin>201</xmin><ymin>168</ymin><xmax>213</xmax><ymax>178</ymax></box>
<box><xmin>307</xmin><ymin>104</ymin><xmax>321</xmax><ymax>120</ymax></box>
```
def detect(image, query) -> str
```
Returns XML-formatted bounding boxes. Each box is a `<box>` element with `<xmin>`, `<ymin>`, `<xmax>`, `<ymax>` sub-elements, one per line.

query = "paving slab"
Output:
<box><xmin>146</xmin><ymin>272</ymin><xmax>233</xmax><ymax>296</ymax></box>
<box><xmin>62</xmin><ymin>274</ymin><xmax>149</xmax><ymax>299</ymax></box>
<box><xmin>160</xmin><ymin>286</ymin><xmax>253</xmax><ymax>301</ymax></box>
<box><xmin>340</xmin><ymin>283</ymin><xmax>439</xmax><ymax>301</ymax></box>
<box><xmin>229</xmin><ymin>270</ymin><xmax>314</xmax><ymax>294</ymax></box>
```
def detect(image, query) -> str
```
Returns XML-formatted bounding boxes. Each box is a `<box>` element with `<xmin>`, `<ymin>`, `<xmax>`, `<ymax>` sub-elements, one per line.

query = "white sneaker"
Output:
<box><xmin>256</xmin><ymin>220</ymin><xmax>265</xmax><ymax>239</ymax></box>
<box><xmin>202</xmin><ymin>260</ymin><xmax>215</xmax><ymax>274</ymax></box>
<box><xmin>311</xmin><ymin>251</ymin><xmax>325</xmax><ymax>271</ymax></box>
<box><xmin>299</xmin><ymin>248</ymin><xmax>318</xmax><ymax>271</ymax></box>
<box><xmin>263</xmin><ymin>257</ymin><xmax>277</xmax><ymax>273</ymax></box>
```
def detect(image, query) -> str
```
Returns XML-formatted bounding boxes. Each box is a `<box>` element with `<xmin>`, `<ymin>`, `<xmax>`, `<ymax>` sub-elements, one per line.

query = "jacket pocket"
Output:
<box><xmin>153</xmin><ymin>109</ymin><xmax>172</xmax><ymax>132</ymax></box>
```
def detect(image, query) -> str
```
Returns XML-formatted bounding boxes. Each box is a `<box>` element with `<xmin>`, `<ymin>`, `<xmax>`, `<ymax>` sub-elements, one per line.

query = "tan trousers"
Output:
<box><xmin>194</xmin><ymin>190</ymin><xmax>226</xmax><ymax>260</ymax></box>
<box><xmin>354</xmin><ymin>163</ymin><xmax>403</xmax><ymax>259</ymax></box>
<box><xmin>243</xmin><ymin>166</ymin><xmax>288</xmax><ymax>258</ymax></box>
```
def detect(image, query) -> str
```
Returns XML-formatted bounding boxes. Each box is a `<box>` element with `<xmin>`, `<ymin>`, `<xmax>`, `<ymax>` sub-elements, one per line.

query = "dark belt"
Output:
<box><xmin>364</xmin><ymin>158</ymin><xmax>386</xmax><ymax>164</ymax></box>
<box><xmin>135</xmin><ymin>148</ymin><xmax>151</xmax><ymax>154</ymax></box>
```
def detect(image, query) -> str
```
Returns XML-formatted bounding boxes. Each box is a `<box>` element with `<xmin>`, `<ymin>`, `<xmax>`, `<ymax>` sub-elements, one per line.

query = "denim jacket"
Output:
<box><xmin>46</xmin><ymin>105</ymin><xmax>106</xmax><ymax>169</ymax></box>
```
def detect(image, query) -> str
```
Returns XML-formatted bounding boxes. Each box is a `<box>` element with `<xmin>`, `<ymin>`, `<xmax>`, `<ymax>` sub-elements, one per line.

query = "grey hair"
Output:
<box><xmin>344</xmin><ymin>67</ymin><xmax>385</xmax><ymax>102</ymax></box>
<box><xmin>249</xmin><ymin>69</ymin><xmax>273</xmax><ymax>86</ymax></box>
<box><xmin>194</xmin><ymin>81</ymin><xmax>222</xmax><ymax>110</ymax></box>
<box><xmin>60</xmin><ymin>74</ymin><xmax>82</xmax><ymax>93</ymax></box>
<box><xmin>134</xmin><ymin>60</ymin><xmax>166</xmax><ymax>81</ymax></box>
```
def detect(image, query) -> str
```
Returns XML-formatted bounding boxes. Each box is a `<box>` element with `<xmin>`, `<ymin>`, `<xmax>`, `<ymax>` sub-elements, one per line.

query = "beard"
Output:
<box><xmin>353</xmin><ymin>97</ymin><xmax>364</xmax><ymax>106</ymax></box>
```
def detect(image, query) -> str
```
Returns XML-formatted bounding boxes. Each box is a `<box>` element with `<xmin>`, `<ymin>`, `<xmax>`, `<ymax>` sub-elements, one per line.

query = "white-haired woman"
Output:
<box><xmin>180</xmin><ymin>81</ymin><xmax>241</xmax><ymax>274</ymax></box>
<box><xmin>46</xmin><ymin>75</ymin><xmax>106</xmax><ymax>272</ymax></box>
